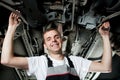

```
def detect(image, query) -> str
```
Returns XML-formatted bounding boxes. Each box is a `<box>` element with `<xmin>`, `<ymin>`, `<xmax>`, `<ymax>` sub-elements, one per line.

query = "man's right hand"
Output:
<box><xmin>8</xmin><ymin>11</ymin><xmax>21</xmax><ymax>29</ymax></box>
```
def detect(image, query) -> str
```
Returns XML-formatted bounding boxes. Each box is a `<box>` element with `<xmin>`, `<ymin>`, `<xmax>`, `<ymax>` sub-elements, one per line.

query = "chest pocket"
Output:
<box><xmin>45</xmin><ymin>55</ymin><xmax>80</xmax><ymax>80</ymax></box>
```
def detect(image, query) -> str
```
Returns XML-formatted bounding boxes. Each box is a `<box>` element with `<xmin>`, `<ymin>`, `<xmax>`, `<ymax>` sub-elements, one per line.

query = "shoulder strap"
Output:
<box><xmin>45</xmin><ymin>54</ymin><xmax>53</xmax><ymax>67</ymax></box>
<box><xmin>66</xmin><ymin>56</ymin><xmax>74</xmax><ymax>68</ymax></box>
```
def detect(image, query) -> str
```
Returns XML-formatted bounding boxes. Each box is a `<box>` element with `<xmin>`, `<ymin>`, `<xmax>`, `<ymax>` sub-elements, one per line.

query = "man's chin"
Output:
<box><xmin>52</xmin><ymin>49</ymin><xmax>61</xmax><ymax>52</ymax></box>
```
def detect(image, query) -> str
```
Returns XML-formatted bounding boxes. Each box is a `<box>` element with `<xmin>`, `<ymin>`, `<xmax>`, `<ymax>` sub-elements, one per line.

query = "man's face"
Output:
<box><xmin>43</xmin><ymin>30</ymin><xmax>62</xmax><ymax>53</ymax></box>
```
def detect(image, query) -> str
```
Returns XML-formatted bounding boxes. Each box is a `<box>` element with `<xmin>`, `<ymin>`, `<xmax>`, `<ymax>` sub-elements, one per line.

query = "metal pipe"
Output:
<box><xmin>0</xmin><ymin>2</ymin><xmax>28</xmax><ymax>26</ymax></box>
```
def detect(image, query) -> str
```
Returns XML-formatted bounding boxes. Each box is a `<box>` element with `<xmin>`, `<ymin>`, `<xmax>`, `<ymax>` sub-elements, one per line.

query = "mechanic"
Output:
<box><xmin>1</xmin><ymin>11</ymin><xmax>112</xmax><ymax>80</ymax></box>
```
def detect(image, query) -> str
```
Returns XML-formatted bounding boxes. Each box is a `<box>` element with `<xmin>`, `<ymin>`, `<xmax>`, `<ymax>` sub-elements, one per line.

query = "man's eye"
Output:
<box><xmin>47</xmin><ymin>38</ymin><xmax>51</xmax><ymax>41</ymax></box>
<box><xmin>56</xmin><ymin>36</ymin><xmax>60</xmax><ymax>39</ymax></box>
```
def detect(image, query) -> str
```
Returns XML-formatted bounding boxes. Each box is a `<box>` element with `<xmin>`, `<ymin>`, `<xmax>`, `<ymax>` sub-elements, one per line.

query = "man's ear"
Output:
<box><xmin>44</xmin><ymin>44</ymin><xmax>47</xmax><ymax>49</ymax></box>
<box><xmin>61</xmin><ymin>39</ymin><xmax>63</xmax><ymax>44</ymax></box>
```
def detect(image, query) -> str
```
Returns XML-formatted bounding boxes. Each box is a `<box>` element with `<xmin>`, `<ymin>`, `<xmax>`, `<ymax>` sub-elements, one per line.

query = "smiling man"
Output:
<box><xmin>1</xmin><ymin>11</ymin><xmax>112</xmax><ymax>80</ymax></box>
<box><xmin>43</xmin><ymin>29</ymin><xmax>63</xmax><ymax>54</ymax></box>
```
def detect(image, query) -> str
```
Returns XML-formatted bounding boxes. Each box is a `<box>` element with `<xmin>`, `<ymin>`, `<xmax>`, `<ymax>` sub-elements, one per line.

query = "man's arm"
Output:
<box><xmin>89</xmin><ymin>22</ymin><xmax>112</xmax><ymax>73</ymax></box>
<box><xmin>1</xmin><ymin>11</ymin><xmax>28</xmax><ymax>69</ymax></box>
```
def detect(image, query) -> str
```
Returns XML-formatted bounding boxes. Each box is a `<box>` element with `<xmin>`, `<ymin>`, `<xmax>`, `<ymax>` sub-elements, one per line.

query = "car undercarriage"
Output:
<box><xmin>0</xmin><ymin>0</ymin><xmax>120</xmax><ymax>80</ymax></box>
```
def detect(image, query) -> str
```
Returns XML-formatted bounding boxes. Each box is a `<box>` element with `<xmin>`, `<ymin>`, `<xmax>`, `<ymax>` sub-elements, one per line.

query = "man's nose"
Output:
<box><xmin>52</xmin><ymin>38</ymin><xmax>56</xmax><ymax>42</ymax></box>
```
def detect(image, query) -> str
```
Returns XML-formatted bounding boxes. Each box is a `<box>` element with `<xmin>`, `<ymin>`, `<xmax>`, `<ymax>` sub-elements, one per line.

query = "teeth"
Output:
<box><xmin>53</xmin><ymin>44</ymin><xmax>58</xmax><ymax>47</ymax></box>
<box><xmin>52</xmin><ymin>43</ymin><xmax>58</xmax><ymax>47</ymax></box>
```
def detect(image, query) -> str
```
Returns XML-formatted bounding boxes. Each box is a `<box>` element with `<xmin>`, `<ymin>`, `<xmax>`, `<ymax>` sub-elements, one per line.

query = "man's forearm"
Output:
<box><xmin>101</xmin><ymin>35</ymin><xmax>112</xmax><ymax>71</ymax></box>
<box><xmin>1</xmin><ymin>27</ymin><xmax>15</xmax><ymax>65</ymax></box>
